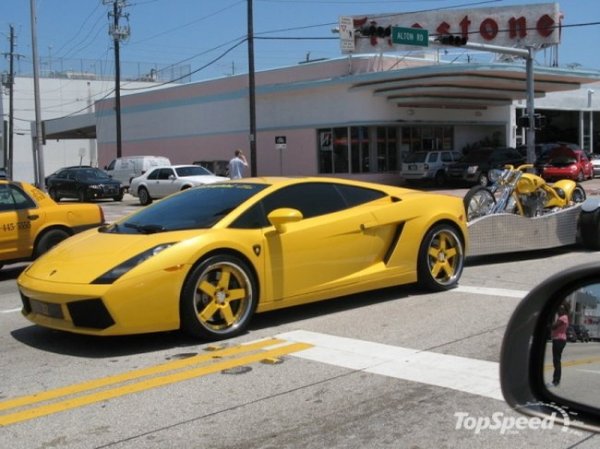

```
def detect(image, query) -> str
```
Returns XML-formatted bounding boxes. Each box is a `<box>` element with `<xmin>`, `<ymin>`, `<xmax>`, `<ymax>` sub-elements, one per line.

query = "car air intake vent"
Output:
<box><xmin>67</xmin><ymin>298</ymin><xmax>115</xmax><ymax>329</ymax></box>
<box><xmin>20</xmin><ymin>292</ymin><xmax>32</xmax><ymax>314</ymax></box>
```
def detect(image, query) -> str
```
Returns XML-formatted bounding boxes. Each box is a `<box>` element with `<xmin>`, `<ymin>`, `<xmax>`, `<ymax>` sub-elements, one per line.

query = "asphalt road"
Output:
<box><xmin>2</xmin><ymin>179</ymin><xmax>600</xmax><ymax>449</ymax></box>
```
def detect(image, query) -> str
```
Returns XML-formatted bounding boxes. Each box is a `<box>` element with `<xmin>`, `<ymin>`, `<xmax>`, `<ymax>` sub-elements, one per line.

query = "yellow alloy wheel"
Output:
<box><xmin>181</xmin><ymin>255</ymin><xmax>257</xmax><ymax>340</ymax></box>
<box><xmin>418</xmin><ymin>224</ymin><xmax>464</xmax><ymax>291</ymax></box>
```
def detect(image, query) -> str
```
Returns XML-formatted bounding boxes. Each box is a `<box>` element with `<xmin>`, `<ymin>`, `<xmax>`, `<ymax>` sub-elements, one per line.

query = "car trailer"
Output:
<box><xmin>466</xmin><ymin>199</ymin><xmax>600</xmax><ymax>257</ymax></box>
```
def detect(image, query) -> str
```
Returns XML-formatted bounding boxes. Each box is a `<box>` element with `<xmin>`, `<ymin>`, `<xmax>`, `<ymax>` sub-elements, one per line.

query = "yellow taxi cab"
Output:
<box><xmin>0</xmin><ymin>180</ymin><xmax>104</xmax><ymax>269</ymax></box>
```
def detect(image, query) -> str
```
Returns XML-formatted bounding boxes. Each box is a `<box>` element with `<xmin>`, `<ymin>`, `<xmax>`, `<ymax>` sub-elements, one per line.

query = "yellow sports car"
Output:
<box><xmin>0</xmin><ymin>180</ymin><xmax>104</xmax><ymax>269</ymax></box>
<box><xmin>18</xmin><ymin>177</ymin><xmax>467</xmax><ymax>340</ymax></box>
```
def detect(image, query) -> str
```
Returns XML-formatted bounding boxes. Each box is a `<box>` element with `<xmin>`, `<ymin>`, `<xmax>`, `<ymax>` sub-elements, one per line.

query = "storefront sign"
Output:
<box><xmin>341</xmin><ymin>2</ymin><xmax>561</xmax><ymax>54</ymax></box>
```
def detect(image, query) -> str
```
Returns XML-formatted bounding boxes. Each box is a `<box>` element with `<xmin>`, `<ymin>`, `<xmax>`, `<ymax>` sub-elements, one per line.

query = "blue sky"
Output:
<box><xmin>1</xmin><ymin>0</ymin><xmax>599</xmax><ymax>83</ymax></box>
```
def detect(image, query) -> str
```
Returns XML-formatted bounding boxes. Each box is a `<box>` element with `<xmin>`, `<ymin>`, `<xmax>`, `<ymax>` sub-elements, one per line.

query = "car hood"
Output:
<box><xmin>21</xmin><ymin>228</ymin><xmax>202</xmax><ymax>284</ymax></box>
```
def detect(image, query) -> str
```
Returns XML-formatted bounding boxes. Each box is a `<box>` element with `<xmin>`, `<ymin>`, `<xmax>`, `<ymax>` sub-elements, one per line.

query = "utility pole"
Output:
<box><xmin>247</xmin><ymin>0</ymin><xmax>257</xmax><ymax>176</ymax></box>
<box><xmin>30</xmin><ymin>0</ymin><xmax>45</xmax><ymax>187</ymax></box>
<box><xmin>104</xmin><ymin>0</ymin><xmax>129</xmax><ymax>159</ymax></box>
<box><xmin>1</xmin><ymin>25</ymin><xmax>22</xmax><ymax>179</ymax></box>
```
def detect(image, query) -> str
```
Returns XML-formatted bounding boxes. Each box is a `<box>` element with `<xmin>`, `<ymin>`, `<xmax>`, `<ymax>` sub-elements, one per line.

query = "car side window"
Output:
<box><xmin>106</xmin><ymin>160</ymin><xmax>116</xmax><ymax>171</ymax></box>
<box><xmin>158</xmin><ymin>168</ymin><xmax>173</xmax><ymax>180</ymax></box>
<box><xmin>261</xmin><ymin>183</ymin><xmax>346</xmax><ymax>219</ymax></box>
<box><xmin>427</xmin><ymin>152</ymin><xmax>439</xmax><ymax>163</ymax></box>
<box><xmin>231</xmin><ymin>183</ymin><xmax>348</xmax><ymax>229</ymax></box>
<box><xmin>0</xmin><ymin>184</ymin><xmax>36</xmax><ymax>212</ymax></box>
<box><xmin>441</xmin><ymin>152</ymin><xmax>451</xmax><ymax>162</ymax></box>
<box><xmin>147</xmin><ymin>169</ymin><xmax>160</xmax><ymax>180</ymax></box>
<box><xmin>335</xmin><ymin>184</ymin><xmax>386</xmax><ymax>207</ymax></box>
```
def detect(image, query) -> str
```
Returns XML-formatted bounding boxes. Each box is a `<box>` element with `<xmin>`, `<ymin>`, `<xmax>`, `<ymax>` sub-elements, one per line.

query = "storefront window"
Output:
<box><xmin>401</xmin><ymin>126</ymin><xmax>454</xmax><ymax>154</ymax></box>
<box><xmin>377</xmin><ymin>127</ymin><xmax>398</xmax><ymax>172</ymax></box>
<box><xmin>318</xmin><ymin>126</ymin><xmax>399</xmax><ymax>174</ymax></box>
<box><xmin>351</xmin><ymin>127</ymin><xmax>369</xmax><ymax>173</ymax></box>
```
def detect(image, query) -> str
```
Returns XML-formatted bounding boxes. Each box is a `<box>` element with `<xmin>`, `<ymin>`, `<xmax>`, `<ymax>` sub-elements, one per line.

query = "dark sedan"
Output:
<box><xmin>445</xmin><ymin>147</ymin><xmax>525</xmax><ymax>186</ymax></box>
<box><xmin>46</xmin><ymin>166</ymin><xmax>124</xmax><ymax>202</ymax></box>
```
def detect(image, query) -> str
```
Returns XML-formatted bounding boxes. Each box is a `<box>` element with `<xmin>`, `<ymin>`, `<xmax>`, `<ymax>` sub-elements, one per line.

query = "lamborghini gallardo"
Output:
<box><xmin>18</xmin><ymin>177</ymin><xmax>467</xmax><ymax>340</ymax></box>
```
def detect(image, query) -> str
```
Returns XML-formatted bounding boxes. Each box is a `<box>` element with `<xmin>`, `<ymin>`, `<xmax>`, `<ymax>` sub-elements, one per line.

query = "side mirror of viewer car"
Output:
<box><xmin>500</xmin><ymin>262</ymin><xmax>600</xmax><ymax>432</ymax></box>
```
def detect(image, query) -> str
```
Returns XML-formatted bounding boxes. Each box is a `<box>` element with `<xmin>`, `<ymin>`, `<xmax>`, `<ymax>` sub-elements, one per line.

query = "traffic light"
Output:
<box><xmin>437</xmin><ymin>34</ymin><xmax>468</xmax><ymax>46</ymax></box>
<box><xmin>516</xmin><ymin>114</ymin><xmax>546</xmax><ymax>129</ymax></box>
<box><xmin>360</xmin><ymin>24</ymin><xmax>392</xmax><ymax>38</ymax></box>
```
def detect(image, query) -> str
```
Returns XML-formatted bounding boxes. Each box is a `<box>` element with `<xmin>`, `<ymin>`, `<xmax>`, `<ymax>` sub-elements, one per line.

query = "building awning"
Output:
<box><xmin>39</xmin><ymin>112</ymin><xmax>96</xmax><ymax>141</ymax></box>
<box><xmin>349</xmin><ymin>62</ymin><xmax>600</xmax><ymax>109</ymax></box>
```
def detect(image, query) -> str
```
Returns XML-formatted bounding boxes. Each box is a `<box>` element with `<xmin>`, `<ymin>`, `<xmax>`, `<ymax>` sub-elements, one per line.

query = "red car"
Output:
<box><xmin>541</xmin><ymin>147</ymin><xmax>593</xmax><ymax>182</ymax></box>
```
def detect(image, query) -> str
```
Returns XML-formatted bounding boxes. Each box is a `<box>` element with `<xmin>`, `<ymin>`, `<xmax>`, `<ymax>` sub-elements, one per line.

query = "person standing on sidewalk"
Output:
<box><xmin>229</xmin><ymin>149</ymin><xmax>248</xmax><ymax>179</ymax></box>
<box><xmin>550</xmin><ymin>302</ymin><xmax>570</xmax><ymax>387</ymax></box>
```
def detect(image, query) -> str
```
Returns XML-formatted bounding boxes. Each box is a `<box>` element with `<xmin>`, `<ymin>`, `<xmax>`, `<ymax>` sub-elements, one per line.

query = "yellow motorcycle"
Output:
<box><xmin>464</xmin><ymin>164</ymin><xmax>586</xmax><ymax>222</ymax></box>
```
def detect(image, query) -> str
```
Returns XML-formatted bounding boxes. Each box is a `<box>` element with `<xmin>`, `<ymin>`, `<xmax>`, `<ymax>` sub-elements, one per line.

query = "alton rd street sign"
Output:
<box><xmin>392</xmin><ymin>26</ymin><xmax>429</xmax><ymax>47</ymax></box>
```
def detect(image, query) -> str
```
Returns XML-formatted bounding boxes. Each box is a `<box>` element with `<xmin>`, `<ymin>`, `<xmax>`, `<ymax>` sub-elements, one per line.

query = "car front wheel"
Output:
<box><xmin>180</xmin><ymin>255</ymin><xmax>257</xmax><ymax>340</ymax></box>
<box><xmin>417</xmin><ymin>224</ymin><xmax>464</xmax><ymax>291</ymax></box>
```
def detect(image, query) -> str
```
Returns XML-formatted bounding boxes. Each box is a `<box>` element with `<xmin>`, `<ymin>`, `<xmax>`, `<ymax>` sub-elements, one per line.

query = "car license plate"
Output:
<box><xmin>30</xmin><ymin>299</ymin><xmax>64</xmax><ymax>319</ymax></box>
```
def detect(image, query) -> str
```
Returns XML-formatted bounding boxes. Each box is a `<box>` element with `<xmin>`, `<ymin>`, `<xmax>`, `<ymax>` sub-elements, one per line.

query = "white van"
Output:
<box><xmin>104</xmin><ymin>156</ymin><xmax>171</xmax><ymax>189</ymax></box>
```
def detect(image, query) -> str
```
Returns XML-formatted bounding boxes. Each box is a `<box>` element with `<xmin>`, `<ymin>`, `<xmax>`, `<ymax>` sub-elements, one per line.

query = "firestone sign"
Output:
<box><xmin>340</xmin><ymin>2</ymin><xmax>561</xmax><ymax>53</ymax></box>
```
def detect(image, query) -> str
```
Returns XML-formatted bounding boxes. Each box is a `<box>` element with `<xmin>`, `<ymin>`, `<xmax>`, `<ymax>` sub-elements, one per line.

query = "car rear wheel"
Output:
<box><xmin>417</xmin><ymin>224</ymin><xmax>464</xmax><ymax>291</ymax></box>
<box><xmin>180</xmin><ymin>255</ymin><xmax>257</xmax><ymax>340</ymax></box>
<box><xmin>138</xmin><ymin>187</ymin><xmax>152</xmax><ymax>205</ymax></box>
<box><xmin>34</xmin><ymin>229</ymin><xmax>70</xmax><ymax>258</ymax></box>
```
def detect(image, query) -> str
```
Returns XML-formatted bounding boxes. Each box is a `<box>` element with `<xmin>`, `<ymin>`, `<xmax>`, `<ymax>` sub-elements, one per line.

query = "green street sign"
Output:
<box><xmin>392</xmin><ymin>27</ymin><xmax>429</xmax><ymax>47</ymax></box>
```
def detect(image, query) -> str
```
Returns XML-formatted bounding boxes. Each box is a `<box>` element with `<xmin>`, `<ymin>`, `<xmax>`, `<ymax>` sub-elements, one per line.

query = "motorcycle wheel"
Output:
<box><xmin>463</xmin><ymin>186</ymin><xmax>496</xmax><ymax>221</ymax></box>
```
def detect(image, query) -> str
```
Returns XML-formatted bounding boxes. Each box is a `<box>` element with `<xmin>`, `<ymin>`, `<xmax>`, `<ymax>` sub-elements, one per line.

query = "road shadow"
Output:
<box><xmin>10</xmin><ymin>283</ymin><xmax>425</xmax><ymax>357</ymax></box>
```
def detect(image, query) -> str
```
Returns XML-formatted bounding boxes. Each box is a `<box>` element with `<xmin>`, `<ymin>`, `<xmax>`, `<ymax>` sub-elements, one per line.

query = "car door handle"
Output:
<box><xmin>27</xmin><ymin>214</ymin><xmax>39</xmax><ymax>220</ymax></box>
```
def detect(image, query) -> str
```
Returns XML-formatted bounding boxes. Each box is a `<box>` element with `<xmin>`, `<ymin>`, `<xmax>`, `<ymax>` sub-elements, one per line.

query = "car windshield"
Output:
<box><xmin>404</xmin><ymin>152</ymin><xmax>428</xmax><ymax>163</ymax></box>
<box><xmin>103</xmin><ymin>183</ymin><xmax>268</xmax><ymax>234</ymax></box>
<box><xmin>79</xmin><ymin>168</ymin><xmax>112</xmax><ymax>180</ymax></box>
<box><xmin>460</xmin><ymin>149</ymin><xmax>494</xmax><ymax>163</ymax></box>
<box><xmin>175</xmin><ymin>165</ymin><xmax>213</xmax><ymax>177</ymax></box>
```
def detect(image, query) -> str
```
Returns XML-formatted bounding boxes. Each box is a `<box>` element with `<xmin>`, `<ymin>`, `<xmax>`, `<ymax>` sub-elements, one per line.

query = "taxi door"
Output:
<box><xmin>0</xmin><ymin>184</ymin><xmax>44</xmax><ymax>261</ymax></box>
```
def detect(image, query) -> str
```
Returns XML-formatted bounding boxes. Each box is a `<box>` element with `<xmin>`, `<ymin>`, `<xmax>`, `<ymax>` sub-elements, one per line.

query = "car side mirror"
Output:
<box><xmin>267</xmin><ymin>208</ymin><xmax>303</xmax><ymax>233</ymax></box>
<box><xmin>500</xmin><ymin>262</ymin><xmax>600</xmax><ymax>432</ymax></box>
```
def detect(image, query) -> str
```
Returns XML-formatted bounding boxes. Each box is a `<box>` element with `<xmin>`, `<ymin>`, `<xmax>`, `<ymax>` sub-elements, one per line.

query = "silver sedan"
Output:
<box><xmin>129</xmin><ymin>164</ymin><xmax>228</xmax><ymax>205</ymax></box>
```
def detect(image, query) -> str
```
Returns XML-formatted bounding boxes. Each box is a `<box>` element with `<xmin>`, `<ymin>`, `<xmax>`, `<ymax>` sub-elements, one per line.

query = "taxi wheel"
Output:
<box><xmin>180</xmin><ymin>255</ymin><xmax>257</xmax><ymax>340</ymax></box>
<box><xmin>34</xmin><ymin>229</ymin><xmax>70</xmax><ymax>258</ymax></box>
<box><xmin>417</xmin><ymin>224</ymin><xmax>464</xmax><ymax>292</ymax></box>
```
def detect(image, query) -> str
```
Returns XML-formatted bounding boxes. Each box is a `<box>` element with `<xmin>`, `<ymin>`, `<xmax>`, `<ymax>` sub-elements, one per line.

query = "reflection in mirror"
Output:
<box><xmin>544</xmin><ymin>283</ymin><xmax>600</xmax><ymax>408</ymax></box>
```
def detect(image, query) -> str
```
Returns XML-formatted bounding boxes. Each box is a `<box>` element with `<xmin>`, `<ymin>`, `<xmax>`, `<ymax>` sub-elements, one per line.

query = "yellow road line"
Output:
<box><xmin>0</xmin><ymin>337</ymin><xmax>284</xmax><ymax>413</ymax></box>
<box><xmin>0</xmin><ymin>341</ymin><xmax>311</xmax><ymax>426</ymax></box>
<box><xmin>544</xmin><ymin>355</ymin><xmax>600</xmax><ymax>370</ymax></box>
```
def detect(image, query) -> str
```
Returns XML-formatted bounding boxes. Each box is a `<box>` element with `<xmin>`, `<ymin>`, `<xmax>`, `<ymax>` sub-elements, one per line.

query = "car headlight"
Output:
<box><xmin>467</xmin><ymin>165</ymin><xmax>479</xmax><ymax>174</ymax></box>
<box><xmin>92</xmin><ymin>243</ymin><xmax>176</xmax><ymax>284</ymax></box>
